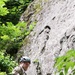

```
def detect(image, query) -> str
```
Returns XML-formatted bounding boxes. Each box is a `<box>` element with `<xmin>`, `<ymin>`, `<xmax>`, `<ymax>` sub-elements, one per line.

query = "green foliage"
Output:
<box><xmin>0</xmin><ymin>72</ymin><xmax>6</xmax><ymax>75</ymax></box>
<box><xmin>29</xmin><ymin>22</ymin><xmax>36</xmax><ymax>31</ymax></box>
<box><xmin>0</xmin><ymin>51</ymin><xmax>17</xmax><ymax>74</ymax></box>
<box><xmin>0</xmin><ymin>22</ymin><xmax>22</xmax><ymax>50</ymax></box>
<box><xmin>33</xmin><ymin>59</ymin><xmax>39</xmax><ymax>64</ymax></box>
<box><xmin>0</xmin><ymin>0</ymin><xmax>35</xmax><ymax>74</ymax></box>
<box><xmin>0</xmin><ymin>21</ymin><xmax>36</xmax><ymax>55</ymax></box>
<box><xmin>0</xmin><ymin>0</ymin><xmax>36</xmax><ymax>74</ymax></box>
<box><xmin>0</xmin><ymin>0</ymin><xmax>33</xmax><ymax>24</ymax></box>
<box><xmin>54</xmin><ymin>50</ymin><xmax>75</xmax><ymax>75</ymax></box>
<box><xmin>0</xmin><ymin>0</ymin><xmax>9</xmax><ymax>16</ymax></box>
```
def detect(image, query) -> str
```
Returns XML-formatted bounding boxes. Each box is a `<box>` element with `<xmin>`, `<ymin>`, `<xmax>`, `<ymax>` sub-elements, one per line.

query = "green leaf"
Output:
<box><xmin>1</xmin><ymin>35</ymin><xmax>10</xmax><ymax>40</ymax></box>
<box><xmin>0</xmin><ymin>72</ymin><xmax>6</xmax><ymax>75</ymax></box>
<box><xmin>29</xmin><ymin>22</ymin><xmax>36</xmax><ymax>31</ymax></box>
<box><xmin>0</xmin><ymin>0</ymin><xmax>9</xmax><ymax>16</ymax></box>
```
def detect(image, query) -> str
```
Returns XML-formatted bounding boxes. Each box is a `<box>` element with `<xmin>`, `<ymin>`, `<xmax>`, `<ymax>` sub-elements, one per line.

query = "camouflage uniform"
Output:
<box><xmin>12</xmin><ymin>66</ymin><xmax>27</xmax><ymax>75</ymax></box>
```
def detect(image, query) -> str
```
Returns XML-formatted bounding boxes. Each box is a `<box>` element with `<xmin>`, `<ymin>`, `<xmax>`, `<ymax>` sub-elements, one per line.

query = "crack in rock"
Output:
<box><xmin>36</xmin><ymin>62</ymin><xmax>42</xmax><ymax>75</ymax></box>
<box><xmin>59</xmin><ymin>28</ymin><xmax>75</xmax><ymax>55</ymax></box>
<box><xmin>33</xmin><ymin>61</ymin><xmax>42</xmax><ymax>75</ymax></box>
<box><xmin>39</xmin><ymin>26</ymin><xmax>51</xmax><ymax>54</ymax></box>
<box><xmin>46</xmin><ymin>73</ymin><xmax>52</xmax><ymax>75</ymax></box>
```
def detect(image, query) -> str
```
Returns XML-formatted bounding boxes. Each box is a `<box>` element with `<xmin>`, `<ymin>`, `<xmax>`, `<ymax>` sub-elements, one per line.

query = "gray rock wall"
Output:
<box><xmin>18</xmin><ymin>0</ymin><xmax>75</xmax><ymax>75</ymax></box>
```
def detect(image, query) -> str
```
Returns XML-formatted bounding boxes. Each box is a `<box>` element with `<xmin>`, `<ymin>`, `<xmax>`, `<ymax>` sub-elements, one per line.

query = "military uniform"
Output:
<box><xmin>12</xmin><ymin>66</ymin><xmax>27</xmax><ymax>75</ymax></box>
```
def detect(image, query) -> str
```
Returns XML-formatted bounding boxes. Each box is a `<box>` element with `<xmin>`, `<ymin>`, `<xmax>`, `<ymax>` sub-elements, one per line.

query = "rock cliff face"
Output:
<box><xmin>19</xmin><ymin>0</ymin><xmax>75</xmax><ymax>75</ymax></box>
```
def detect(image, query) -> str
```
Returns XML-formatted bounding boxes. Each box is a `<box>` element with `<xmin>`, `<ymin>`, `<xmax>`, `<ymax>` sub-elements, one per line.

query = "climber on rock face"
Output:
<box><xmin>12</xmin><ymin>56</ymin><xmax>31</xmax><ymax>75</ymax></box>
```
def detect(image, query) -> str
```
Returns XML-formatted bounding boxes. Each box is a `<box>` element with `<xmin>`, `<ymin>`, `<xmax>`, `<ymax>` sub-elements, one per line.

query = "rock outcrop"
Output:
<box><xmin>18</xmin><ymin>0</ymin><xmax>75</xmax><ymax>75</ymax></box>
